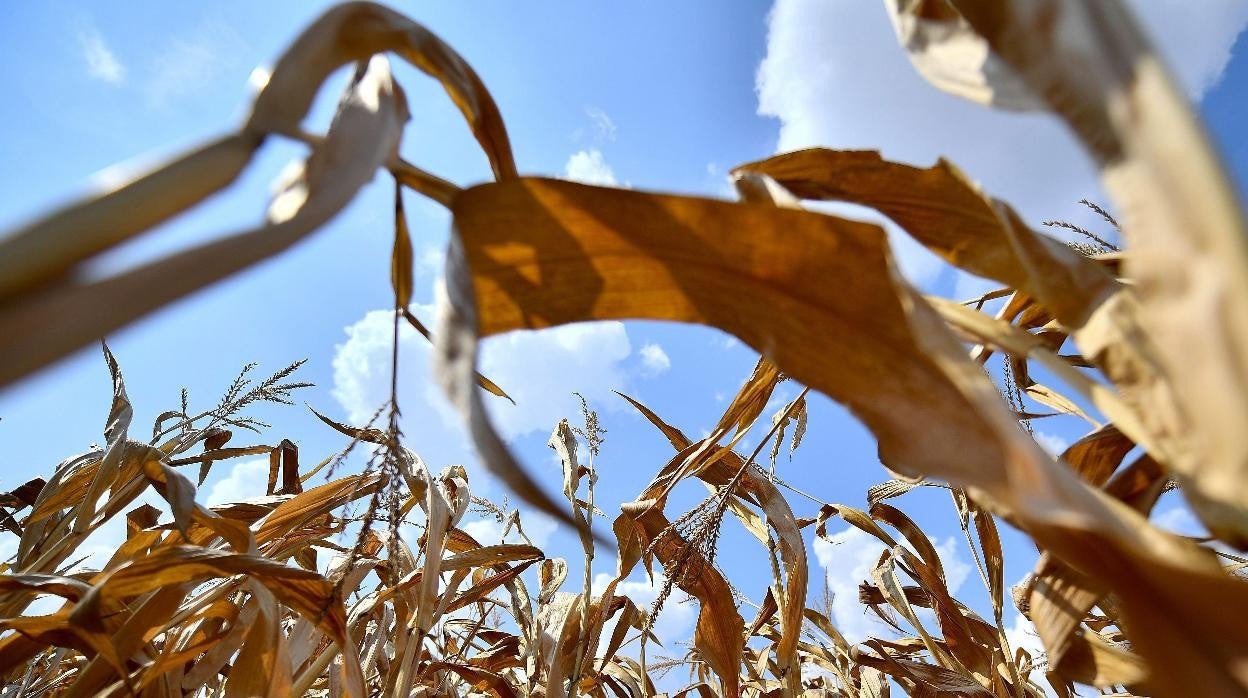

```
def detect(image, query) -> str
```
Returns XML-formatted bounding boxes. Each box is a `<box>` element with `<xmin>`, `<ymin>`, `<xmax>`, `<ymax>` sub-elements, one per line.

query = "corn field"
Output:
<box><xmin>1</xmin><ymin>1</ymin><xmax>1247</xmax><ymax>696</ymax></box>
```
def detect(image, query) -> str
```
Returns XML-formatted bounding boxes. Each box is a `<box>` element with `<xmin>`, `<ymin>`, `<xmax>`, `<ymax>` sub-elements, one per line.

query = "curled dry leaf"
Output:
<box><xmin>0</xmin><ymin>0</ymin><xmax>519</xmax><ymax>389</ymax></box>
<box><xmin>443</xmin><ymin>175</ymin><xmax>1248</xmax><ymax>697</ymax></box>
<box><xmin>895</xmin><ymin>0</ymin><xmax>1248</xmax><ymax>553</ymax></box>
<box><xmin>0</xmin><ymin>55</ymin><xmax>408</xmax><ymax>387</ymax></box>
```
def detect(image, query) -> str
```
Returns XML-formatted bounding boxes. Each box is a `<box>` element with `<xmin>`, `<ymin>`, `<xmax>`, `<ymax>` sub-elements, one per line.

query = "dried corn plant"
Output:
<box><xmin>0</xmin><ymin>346</ymin><xmax>665</xmax><ymax>697</ymax></box>
<box><xmin>2</xmin><ymin>1</ymin><xmax>1248</xmax><ymax>696</ymax></box>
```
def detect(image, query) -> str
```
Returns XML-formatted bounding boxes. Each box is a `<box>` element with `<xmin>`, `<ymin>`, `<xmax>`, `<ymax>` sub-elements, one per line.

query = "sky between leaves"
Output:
<box><xmin>1</xmin><ymin>0</ymin><xmax>1246</xmax><ymax>678</ymax></box>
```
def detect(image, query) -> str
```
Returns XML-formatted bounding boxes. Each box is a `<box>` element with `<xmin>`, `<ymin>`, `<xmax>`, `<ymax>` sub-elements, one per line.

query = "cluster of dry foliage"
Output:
<box><xmin>2</xmin><ymin>1</ymin><xmax>1248</xmax><ymax>696</ymax></box>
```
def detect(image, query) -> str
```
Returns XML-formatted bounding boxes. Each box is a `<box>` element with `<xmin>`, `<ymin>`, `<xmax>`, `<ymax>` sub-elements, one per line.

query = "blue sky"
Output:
<box><xmin>2</xmin><ymin>0</ymin><xmax>1247</xmax><ymax>684</ymax></box>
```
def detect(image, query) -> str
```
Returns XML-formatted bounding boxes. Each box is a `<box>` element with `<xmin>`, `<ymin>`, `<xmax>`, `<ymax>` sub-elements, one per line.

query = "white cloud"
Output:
<box><xmin>11</xmin><ymin>461</ymin><xmax>253</xmax><ymax>576</ymax></box>
<box><xmin>145</xmin><ymin>21</ymin><xmax>245</xmax><ymax>108</ymax></box>
<box><xmin>462</xmin><ymin>509</ymin><xmax>558</xmax><ymax>549</ymax></box>
<box><xmin>714</xmin><ymin>331</ymin><xmax>740</xmax><ymax>350</ymax></box>
<box><xmin>756</xmin><ymin>0</ymin><xmax>1248</xmax><ymax>287</ymax></box>
<box><xmin>585</xmin><ymin>107</ymin><xmax>617</xmax><ymax>142</ymax></box>
<box><xmin>564</xmin><ymin>148</ymin><xmax>618</xmax><ymax>186</ymax></box>
<box><xmin>0</xmin><ymin>534</ymin><xmax>16</xmax><ymax>568</ymax></box>
<box><xmin>332</xmin><ymin>308</ymin><xmax>634</xmax><ymax>491</ymax></box>
<box><xmin>70</xmin><ymin>488</ymin><xmax>166</xmax><ymax>572</ymax></box>
<box><xmin>592</xmin><ymin>570</ymin><xmax>697</xmax><ymax>652</ymax></box>
<box><xmin>639</xmin><ymin>342</ymin><xmax>671</xmax><ymax>376</ymax></box>
<box><xmin>813</xmin><ymin>525</ymin><xmax>971</xmax><ymax>643</ymax></box>
<box><xmin>1150</xmin><ymin>502</ymin><xmax>1242</xmax><ymax>563</ymax></box>
<box><xmin>1152</xmin><ymin>503</ymin><xmax>1209</xmax><ymax>537</ymax></box>
<box><xmin>332</xmin><ymin>306</ymin><xmax>473</xmax><ymax>478</ymax></box>
<box><xmin>480</xmin><ymin>321</ymin><xmax>633</xmax><ymax>438</ymax></box>
<box><xmin>78</xmin><ymin>23</ymin><xmax>125</xmax><ymax>85</ymax></box>
<box><xmin>1130</xmin><ymin>0</ymin><xmax>1248</xmax><ymax>98</ymax></box>
<box><xmin>333</xmin><ymin>309</ymin><xmax>418</xmax><ymax>426</ymax></box>
<box><xmin>205</xmin><ymin>457</ymin><xmax>270</xmax><ymax>507</ymax></box>
<box><xmin>415</xmin><ymin>245</ymin><xmax>445</xmax><ymax>280</ymax></box>
<box><xmin>1005</xmin><ymin>612</ymin><xmax>1048</xmax><ymax>682</ymax></box>
<box><xmin>1034</xmin><ymin>431</ymin><xmax>1070</xmax><ymax>458</ymax></box>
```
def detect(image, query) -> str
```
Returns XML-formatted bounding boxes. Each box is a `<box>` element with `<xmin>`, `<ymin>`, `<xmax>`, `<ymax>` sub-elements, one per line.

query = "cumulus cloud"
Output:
<box><xmin>332</xmin><ymin>307</ymin><xmax>483</xmax><ymax>490</ymax></box>
<box><xmin>1130</xmin><ymin>1</ymin><xmax>1248</xmax><ymax>98</ymax></box>
<box><xmin>462</xmin><ymin>509</ymin><xmax>558</xmax><ymax>549</ymax></box>
<box><xmin>592</xmin><ymin>571</ymin><xmax>697</xmax><ymax>652</ymax></box>
<box><xmin>756</xmin><ymin>0</ymin><xmax>1248</xmax><ymax>286</ymax></box>
<box><xmin>205</xmin><ymin>457</ymin><xmax>270</xmax><ymax>507</ymax></box>
<box><xmin>78</xmin><ymin>22</ymin><xmax>125</xmax><ymax>85</ymax></box>
<box><xmin>813</xmin><ymin>525</ymin><xmax>971</xmax><ymax>643</ymax></box>
<box><xmin>480</xmin><ymin>321</ymin><xmax>633</xmax><ymax>438</ymax></box>
<box><xmin>1005</xmin><ymin>612</ymin><xmax>1047</xmax><ymax>682</ymax></box>
<box><xmin>639</xmin><ymin>342</ymin><xmax>672</xmax><ymax>376</ymax></box>
<box><xmin>564</xmin><ymin>148</ymin><xmax>619</xmax><ymax>186</ymax></box>
<box><xmin>332</xmin><ymin>307</ymin><xmax>634</xmax><ymax>491</ymax></box>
